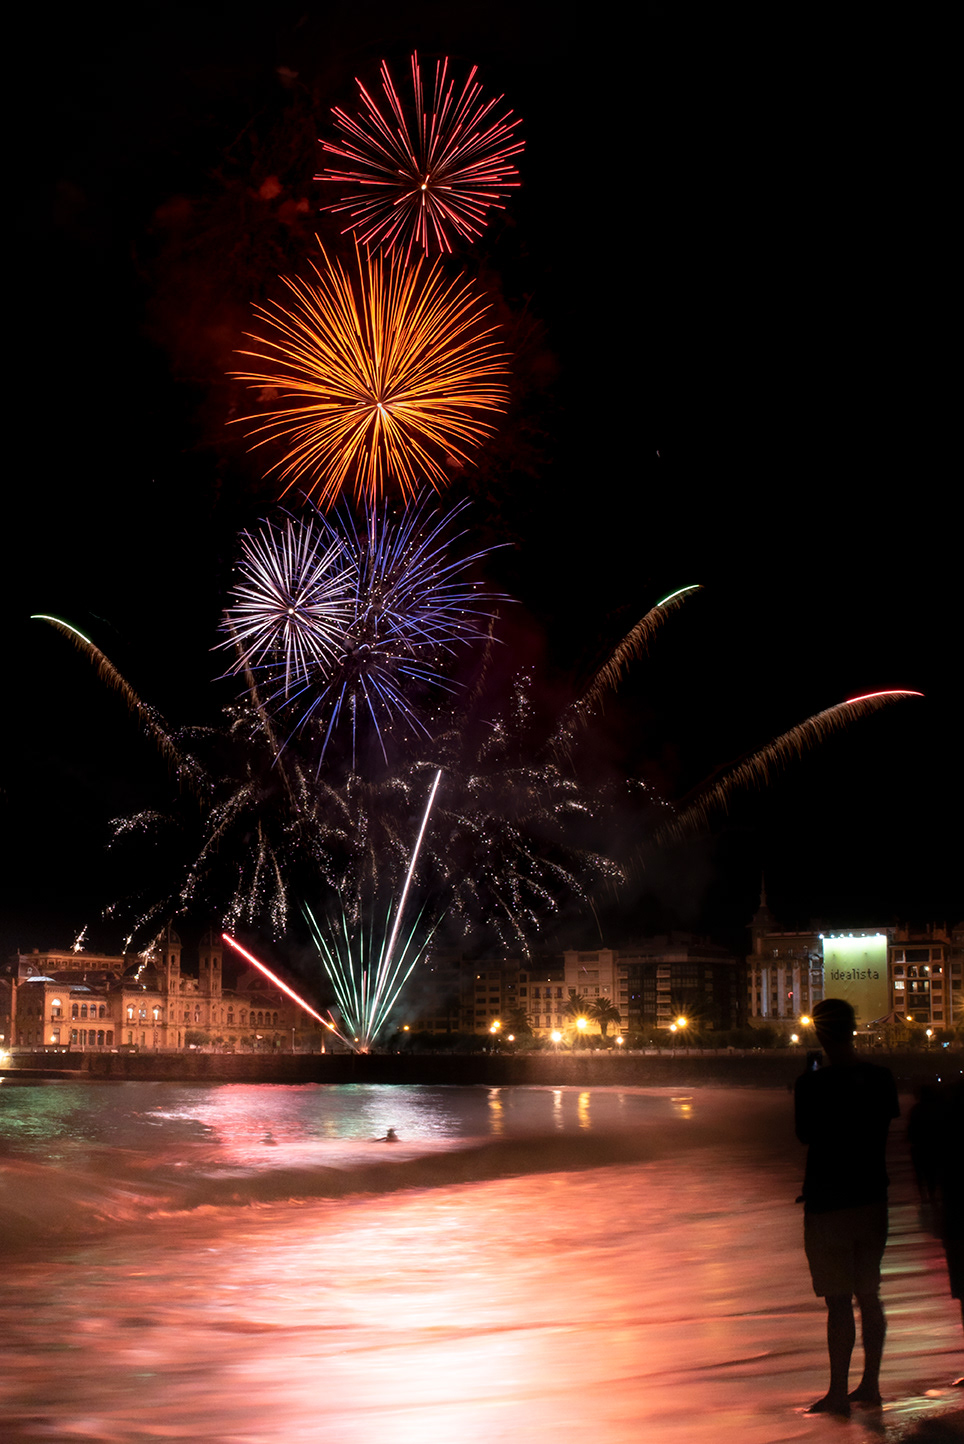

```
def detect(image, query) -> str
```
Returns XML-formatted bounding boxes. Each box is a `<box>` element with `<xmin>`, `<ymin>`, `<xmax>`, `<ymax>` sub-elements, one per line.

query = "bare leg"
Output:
<box><xmin>849</xmin><ymin>1291</ymin><xmax>885</xmax><ymax>1404</ymax></box>
<box><xmin>807</xmin><ymin>1294</ymin><xmax>854</xmax><ymax>1416</ymax></box>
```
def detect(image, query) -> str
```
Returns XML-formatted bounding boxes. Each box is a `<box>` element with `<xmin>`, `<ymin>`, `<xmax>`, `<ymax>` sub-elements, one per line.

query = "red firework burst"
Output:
<box><xmin>317</xmin><ymin>52</ymin><xmax>523</xmax><ymax>258</ymax></box>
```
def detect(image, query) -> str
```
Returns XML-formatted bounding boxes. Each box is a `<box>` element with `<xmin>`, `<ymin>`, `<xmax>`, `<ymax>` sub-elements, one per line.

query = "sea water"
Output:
<box><xmin>0</xmin><ymin>1081</ymin><xmax>959</xmax><ymax>1443</ymax></box>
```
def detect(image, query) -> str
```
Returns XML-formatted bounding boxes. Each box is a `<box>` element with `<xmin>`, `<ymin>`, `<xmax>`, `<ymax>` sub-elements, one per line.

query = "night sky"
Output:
<box><xmin>3</xmin><ymin>4</ymin><xmax>959</xmax><ymax>960</ymax></box>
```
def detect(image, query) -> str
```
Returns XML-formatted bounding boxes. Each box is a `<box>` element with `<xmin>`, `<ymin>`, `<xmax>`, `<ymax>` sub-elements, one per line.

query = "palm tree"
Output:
<box><xmin>588</xmin><ymin>998</ymin><xmax>622</xmax><ymax>1039</ymax></box>
<box><xmin>504</xmin><ymin>1005</ymin><xmax>533</xmax><ymax>1039</ymax></box>
<box><xmin>565</xmin><ymin>991</ymin><xmax>591</xmax><ymax>1047</ymax></box>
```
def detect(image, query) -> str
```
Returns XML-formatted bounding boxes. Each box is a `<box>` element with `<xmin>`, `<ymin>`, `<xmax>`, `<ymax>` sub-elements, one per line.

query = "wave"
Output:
<box><xmin>0</xmin><ymin>1120</ymin><xmax>720</xmax><ymax>1247</ymax></box>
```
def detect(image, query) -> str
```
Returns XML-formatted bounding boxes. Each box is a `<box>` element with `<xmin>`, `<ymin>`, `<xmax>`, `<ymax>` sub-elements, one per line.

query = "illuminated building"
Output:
<box><xmin>746</xmin><ymin>890</ymin><xmax>963</xmax><ymax>1036</ymax></box>
<box><xmin>888</xmin><ymin>923</ymin><xmax>963</xmax><ymax>1027</ymax></box>
<box><xmin>521</xmin><ymin>959</ymin><xmax>568</xmax><ymax>1035</ymax></box>
<box><xmin>613</xmin><ymin>938</ymin><xmax>743</xmax><ymax>1033</ymax></box>
<box><xmin>399</xmin><ymin>942</ymin><xmax>744</xmax><ymax>1039</ymax></box>
<box><xmin>745</xmin><ymin>887</ymin><xmax>824</xmax><ymax>1032</ymax></box>
<box><xmin>400</xmin><ymin>953</ymin><xmax>532</xmax><ymax>1036</ymax></box>
<box><xmin>1</xmin><ymin>930</ymin><xmax>309</xmax><ymax>1053</ymax></box>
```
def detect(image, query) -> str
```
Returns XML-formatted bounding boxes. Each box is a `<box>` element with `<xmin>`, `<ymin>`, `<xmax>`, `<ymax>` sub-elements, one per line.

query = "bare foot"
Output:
<box><xmin>848</xmin><ymin>1384</ymin><xmax>882</xmax><ymax>1406</ymax></box>
<box><xmin>806</xmin><ymin>1393</ymin><xmax>851</xmax><ymax>1417</ymax></box>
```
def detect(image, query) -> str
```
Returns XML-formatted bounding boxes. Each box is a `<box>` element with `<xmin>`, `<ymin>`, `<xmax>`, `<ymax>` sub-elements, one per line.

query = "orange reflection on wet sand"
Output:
<box><xmin>0</xmin><ymin>1090</ymin><xmax>959</xmax><ymax>1443</ymax></box>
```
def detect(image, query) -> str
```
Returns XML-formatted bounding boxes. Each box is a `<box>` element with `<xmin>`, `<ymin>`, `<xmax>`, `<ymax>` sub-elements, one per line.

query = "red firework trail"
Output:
<box><xmin>221</xmin><ymin>933</ymin><xmax>350</xmax><ymax>1045</ymax></box>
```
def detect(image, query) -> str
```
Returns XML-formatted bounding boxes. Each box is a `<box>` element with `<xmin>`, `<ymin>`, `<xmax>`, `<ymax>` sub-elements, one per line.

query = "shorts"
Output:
<box><xmin>804</xmin><ymin>1202</ymin><xmax>888</xmax><ymax>1298</ymax></box>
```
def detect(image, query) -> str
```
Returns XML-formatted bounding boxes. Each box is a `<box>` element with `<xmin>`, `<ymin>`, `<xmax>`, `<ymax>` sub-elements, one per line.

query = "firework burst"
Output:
<box><xmin>232</xmin><ymin>243</ymin><xmax>510</xmax><ymax>508</ymax></box>
<box><xmin>218</xmin><ymin>511</ymin><xmax>354</xmax><ymax>697</ymax></box>
<box><xmin>220</xmin><ymin>494</ymin><xmax>503</xmax><ymax>765</ymax></box>
<box><xmin>318</xmin><ymin>52</ymin><xmax>523</xmax><ymax>258</ymax></box>
<box><xmin>309</xmin><ymin>495</ymin><xmax>503</xmax><ymax>762</ymax></box>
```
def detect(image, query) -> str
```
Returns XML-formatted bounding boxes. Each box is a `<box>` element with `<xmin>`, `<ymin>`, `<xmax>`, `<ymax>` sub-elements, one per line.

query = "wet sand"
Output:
<box><xmin>0</xmin><ymin>1088</ymin><xmax>960</xmax><ymax>1442</ymax></box>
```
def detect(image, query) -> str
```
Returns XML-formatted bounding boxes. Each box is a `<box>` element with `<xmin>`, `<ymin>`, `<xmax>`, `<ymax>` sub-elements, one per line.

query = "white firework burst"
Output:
<box><xmin>219</xmin><ymin>511</ymin><xmax>355</xmax><ymax>698</ymax></box>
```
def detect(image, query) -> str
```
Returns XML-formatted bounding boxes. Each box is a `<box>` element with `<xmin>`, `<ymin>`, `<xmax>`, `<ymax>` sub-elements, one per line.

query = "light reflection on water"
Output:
<box><xmin>0</xmin><ymin>1080</ymin><xmax>692</xmax><ymax>1170</ymax></box>
<box><xmin>0</xmin><ymin>1086</ymin><xmax>957</xmax><ymax>1443</ymax></box>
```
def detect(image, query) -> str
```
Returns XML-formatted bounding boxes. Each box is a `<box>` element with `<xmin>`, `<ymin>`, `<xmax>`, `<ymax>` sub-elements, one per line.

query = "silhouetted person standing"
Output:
<box><xmin>795</xmin><ymin>997</ymin><xmax>900</xmax><ymax>1417</ymax></box>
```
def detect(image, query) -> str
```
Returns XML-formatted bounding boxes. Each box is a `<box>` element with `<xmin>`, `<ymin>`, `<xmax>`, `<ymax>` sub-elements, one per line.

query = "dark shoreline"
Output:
<box><xmin>2</xmin><ymin>1048</ymin><xmax>957</xmax><ymax>1089</ymax></box>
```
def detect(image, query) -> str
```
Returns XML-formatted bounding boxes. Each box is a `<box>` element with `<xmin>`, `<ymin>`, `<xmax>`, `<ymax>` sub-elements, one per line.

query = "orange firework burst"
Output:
<box><xmin>232</xmin><ymin>243</ymin><xmax>510</xmax><ymax>508</ymax></box>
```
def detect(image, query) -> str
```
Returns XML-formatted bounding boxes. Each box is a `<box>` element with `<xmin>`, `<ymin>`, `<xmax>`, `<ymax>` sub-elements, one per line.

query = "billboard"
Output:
<box><xmin>820</xmin><ymin>933</ymin><xmax>889</xmax><ymax>1024</ymax></box>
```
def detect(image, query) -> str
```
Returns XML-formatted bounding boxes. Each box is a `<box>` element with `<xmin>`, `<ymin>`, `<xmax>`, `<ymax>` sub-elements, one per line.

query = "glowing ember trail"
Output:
<box><xmin>221</xmin><ymin>932</ymin><xmax>352</xmax><ymax>1047</ymax></box>
<box><xmin>665</xmin><ymin>687</ymin><xmax>925</xmax><ymax>840</ymax></box>
<box><xmin>379</xmin><ymin>767</ymin><xmax>442</xmax><ymax>986</ymax></box>
<box><xmin>844</xmin><ymin>689</ymin><xmax>925</xmax><ymax>705</ymax></box>
<box><xmin>655</xmin><ymin>584</ymin><xmax>701</xmax><ymax>608</ymax></box>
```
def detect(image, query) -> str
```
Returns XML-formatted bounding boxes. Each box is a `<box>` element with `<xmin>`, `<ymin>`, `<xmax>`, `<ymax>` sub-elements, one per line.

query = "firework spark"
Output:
<box><xmin>218</xmin><ymin>511</ymin><xmax>354</xmax><ymax>698</ymax></box>
<box><xmin>318</xmin><ymin>52</ymin><xmax>523</xmax><ymax>258</ymax></box>
<box><xmin>221</xmin><ymin>932</ymin><xmax>353</xmax><ymax>1048</ymax></box>
<box><xmin>232</xmin><ymin>243</ymin><xmax>510</xmax><ymax>508</ymax></box>
<box><xmin>666</xmin><ymin>689</ymin><xmax>925</xmax><ymax>839</ymax></box>
<box><xmin>36</xmin><ymin>607</ymin><xmax>924</xmax><ymax>957</ymax></box>
<box><xmin>32</xmin><ymin>615</ymin><xmax>203</xmax><ymax>793</ymax></box>
<box><xmin>549</xmin><ymin>584</ymin><xmax>704</xmax><ymax>758</ymax></box>
<box><xmin>310</xmin><ymin>495</ymin><xmax>503</xmax><ymax>762</ymax></box>
<box><xmin>221</xmin><ymin>494</ymin><xmax>503</xmax><ymax>765</ymax></box>
<box><xmin>305</xmin><ymin>770</ymin><xmax>442</xmax><ymax>1050</ymax></box>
